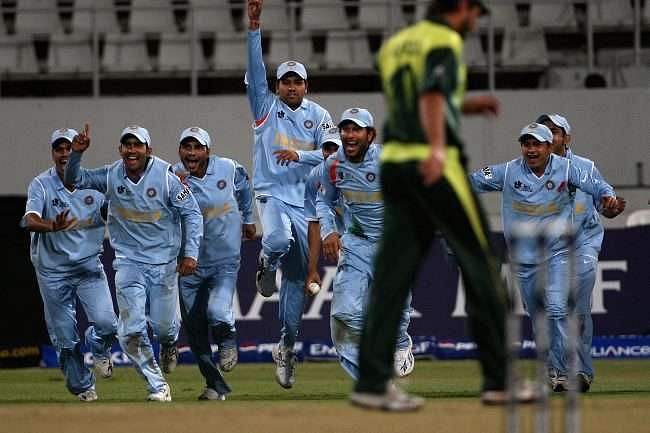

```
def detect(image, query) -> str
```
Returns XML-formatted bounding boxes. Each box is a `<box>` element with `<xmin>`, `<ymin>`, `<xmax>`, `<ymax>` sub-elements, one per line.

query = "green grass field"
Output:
<box><xmin>0</xmin><ymin>360</ymin><xmax>648</xmax><ymax>433</ymax></box>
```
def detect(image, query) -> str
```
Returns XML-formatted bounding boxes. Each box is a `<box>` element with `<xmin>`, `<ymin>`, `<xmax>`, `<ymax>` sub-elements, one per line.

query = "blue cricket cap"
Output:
<box><xmin>50</xmin><ymin>128</ymin><xmax>78</xmax><ymax>147</ymax></box>
<box><xmin>120</xmin><ymin>125</ymin><xmax>151</xmax><ymax>146</ymax></box>
<box><xmin>536</xmin><ymin>113</ymin><xmax>571</xmax><ymax>135</ymax></box>
<box><xmin>276</xmin><ymin>60</ymin><xmax>307</xmax><ymax>80</ymax></box>
<box><xmin>519</xmin><ymin>123</ymin><xmax>552</xmax><ymax>144</ymax></box>
<box><xmin>338</xmin><ymin>108</ymin><xmax>374</xmax><ymax>128</ymax></box>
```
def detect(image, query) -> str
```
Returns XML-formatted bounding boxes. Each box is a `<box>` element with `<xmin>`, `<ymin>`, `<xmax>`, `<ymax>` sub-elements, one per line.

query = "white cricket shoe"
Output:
<box><xmin>272</xmin><ymin>344</ymin><xmax>296</xmax><ymax>389</ymax></box>
<box><xmin>394</xmin><ymin>335</ymin><xmax>415</xmax><ymax>378</ymax></box>
<box><xmin>77</xmin><ymin>388</ymin><xmax>98</xmax><ymax>402</ymax></box>
<box><xmin>198</xmin><ymin>387</ymin><xmax>226</xmax><ymax>401</ymax></box>
<box><xmin>481</xmin><ymin>379</ymin><xmax>539</xmax><ymax>405</ymax></box>
<box><xmin>147</xmin><ymin>383</ymin><xmax>172</xmax><ymax>402</ymax></box>
<box><xmin>255</xmin><ymin>255</ymin><xmax>277</xmax><ymax>297</ymax></box>
<box><xmin>219</xmin><ymin>346</ymin><xmax>238</xmax><ymax>372</ymax></box>
<box><xmin>94</xmin><ymin>357</ymin><xmax>113</xmax><ymax>379</ymax></box>
<box><xmin>350</xmin><ymin>381</ymin><xmax>424</xmax><ymax>412</ymax></box>
<box><xmin>160</xmin><ymin>344</ymin><xmax>178</xmax><ymax>374</ymax></box>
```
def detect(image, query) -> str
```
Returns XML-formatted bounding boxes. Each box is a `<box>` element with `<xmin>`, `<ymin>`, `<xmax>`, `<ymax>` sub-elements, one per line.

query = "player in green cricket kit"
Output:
<box><xmin>350</xmin><ymin>0</ymin><xmax>537</xmax><ymax>411</ymax></box>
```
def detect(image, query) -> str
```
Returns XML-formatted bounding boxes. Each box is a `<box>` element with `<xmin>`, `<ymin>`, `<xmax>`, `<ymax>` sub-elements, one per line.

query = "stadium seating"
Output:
<box><xmin>102</xmin><ymin>33</ymin><xmax>151</xmax><ymax>72</ymax></box>
<box><xmin>464</xmin><ymin>33</ymin><xmax>486</xmax><ymax>67</ymax></box>
<box><xmin>501</xmin><ymin>27</ymin><xmax>549</xmax><ymax>67</ymax></box>
<box><xmin>479</xmin><ymin>3</ymin><xmax>518</xmax><ymax>29</ymax></box>
<box><xmin>47</xmin><ymin>33</ymin><xmax>93</xmax><ymax>73</ymax></box>
<box><xmin>619</xmin><ymin>65</ymin><xmax>650</xmax><ymax>87</ymax></box>
<box><xmin>214</xmin><ymin>32</ymin><xmax>246</xmax><ymax>70</ymax></box>
<box><xmin>15</xmin><ymin>0</ymin><xmax>60</xmax><ymax>35</ymax></box>
<box><xmin>158</xmin><ymin>32</ymin><xmax>193</xmax><ymax>71</ymax></box>
<box><xmin>358</xmin><ymin>0</ymin><xmax>406</xmax><ymax>32</ymax></box>
<box><xmin>530</xmin><ymin>2</ymin><xmax>577</xmax><ymax>28</ymax></box>
<box><xmin>589</xmin><ymin>0</ymin><xmax>635</xmax><ymax>26</ymax></box>
<box><xmin>72</xmin><ymin>0</ymin><xmax>120</xmax><ymax>34</ymax></box>
<box><xmin>130</xmin><ymin>0</ymin><xmax>178</xmax><ymax>33</ymax></box>
<box><xmin>325</xmin><ymin>30</ymin><xmax>374</xmax><ymax>69</ymax></box>
<box><xmin>189</xmin><ymin>0</ymin><xmax>235</xmax><ymax>33</ymax></box>
<box><xmin>268</xmin><ymin>31</ymin><xmax>313</xmax><ymax>68</ymax></box>
<box><xmin>302</xmin><ymin>0</ymin><xmax>348</xmax><ymax>31</ymax></box>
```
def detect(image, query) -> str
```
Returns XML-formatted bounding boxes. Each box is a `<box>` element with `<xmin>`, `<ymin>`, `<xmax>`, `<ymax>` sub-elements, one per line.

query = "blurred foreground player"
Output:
<box><xmin>351</xmin><ymin>0</ymin><xmax>534</xmax><ymax>411</ymax></box>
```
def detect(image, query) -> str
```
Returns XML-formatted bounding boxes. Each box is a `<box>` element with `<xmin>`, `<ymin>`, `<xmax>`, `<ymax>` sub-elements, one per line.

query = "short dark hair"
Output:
<box><xmin>427</xmin><ymin>0</ymin><xmax>459</xmax><ymax>16</ymax></box>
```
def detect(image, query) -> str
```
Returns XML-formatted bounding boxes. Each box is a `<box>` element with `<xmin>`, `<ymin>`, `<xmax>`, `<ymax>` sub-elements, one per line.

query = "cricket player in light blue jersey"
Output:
<box><xmin>64</xmin><ymin>124</ymin><xmax>203</xmax><ymax>402</ymax></box>
<box><xmin>304</xmin><ymin>127</ymin><xmax>342</xmax><ymax>294</ymax></box>
<box><xmin>536</xmin><ymin>113</ymin><xmax>625</xmax><ymax>392</ymax></box>
<box><xmin>22</xmin><ymin>127</ymin><xmax>117</xmax><ymax>402</ymax></box>
<box><xmin>470</xmin><ymin>122</ymin><xmax>620</xmax><ymax>392</ymax></box>
<box><xmin>246</xmin><ymin>0</ymin><xmax>334</xmax><ymax>388</ymax></box>
<box><xmin>317</xmin><ymin>108</ymin><xmax>415</xmax><ymax>381</ymax></box>
<box><xmin>173</xmin><ymin>126</ymin><xmax>256</xmax><ymax>401</ymax></box>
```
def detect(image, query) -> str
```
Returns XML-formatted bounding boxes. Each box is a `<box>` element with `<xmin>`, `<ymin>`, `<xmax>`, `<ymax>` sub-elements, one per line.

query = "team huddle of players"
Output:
<box><xmin>23</xmin><ymin>0</ymin><xmax>625</xmax><ymax>407</ymax></box>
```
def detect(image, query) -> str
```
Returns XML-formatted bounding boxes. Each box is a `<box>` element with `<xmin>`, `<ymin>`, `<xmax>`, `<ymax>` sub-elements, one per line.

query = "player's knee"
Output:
<box><xmin>262</xmin><ymin>229</ymin><xmax>291</xmax><ymax>255</ymax></box>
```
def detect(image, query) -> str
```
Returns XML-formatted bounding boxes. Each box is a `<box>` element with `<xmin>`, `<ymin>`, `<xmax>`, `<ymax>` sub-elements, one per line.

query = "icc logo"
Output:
<box><xmin>84</xmin><ymin>195</ymin><xmax>94</xmax><ymax>205</ymax></box>
<box><xmin>304</xmin><ymin>120</ymin><xmax>313</xmax><ymax>129</ymax></box>
<box><xmin>147</xmin><ymin>188</ymin><xmax>157</xmax><ymax>198</ymax></box>
<box><xmin>217</xmin><ymin>180</ymin><xmax>227</xmax><ymax>190</ymax></box>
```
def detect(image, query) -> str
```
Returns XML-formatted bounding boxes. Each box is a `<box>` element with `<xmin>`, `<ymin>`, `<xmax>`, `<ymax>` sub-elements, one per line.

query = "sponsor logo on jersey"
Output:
<box><xmin>545</xmin><ymin>180</ymin><xmax>555</xmax><ymax>190</ymax></box>
<box><xmin>366</xmin><ymin>172</ymin><xmax>376</xmax><ymax>182</ymax></box>
<box><xmin>84</xmin><ymin>195</ymin><xmax>94</xmax><ymax>205</ymax></box>
<box><xmin>51</xmin><ymin>198</ymin><xmax>69</xmax><ymax>209</ymax></box>
<box><xmin>320</xmin><ymin>121</ymin><xmax>333</xmax><ymax>130</ymax></box>
<box><xmin>514</xmin><ymin>180</ymin><xmax>532</xmax><ymax>192</ymax></box>
<box><xmin>482</xmin><ymin>166</ymin><xmax>493</xmax><ymax>179</ymax></box>
<box><xmin>304</xmin><ymin>120</ymin><xmax>313</xmax><ymax>129</ymax></box>
<box><xmin>176</xmin><ymin>187</ymin><xmax>191</xmax><ymax>201</ymax></box>
<box><xmin>117</xmin><ymin>185</ymin><xmax>125</xmax><ymax>195</ymax></box>
<box><xmin>146</xmin><ymin>187</ymin><xmax>157</xmax><ymax>198</ymax></box>
<box><xmin>277</xmin><ymin>110</ymin><xmax>285</xmax><ymax>119</ymax></box>
<box><xmin>217</xmin><ymin>179</ymin><xmax>227</xmax><ymax>190</ymax></box>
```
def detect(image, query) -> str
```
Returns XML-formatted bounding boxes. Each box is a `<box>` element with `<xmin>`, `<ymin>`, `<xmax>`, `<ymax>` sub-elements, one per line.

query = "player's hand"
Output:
<box><xmin>72</xmin><ymin>123</ymin><xmax>91</xmax><ymax>153</ymax></box>
<box><xmin>177</xmin><ymin>257</ymin><xmax>198</xmax><ymax>276</ymax></box>
<box><xmin>600</xmin><ymin>196</ymin><xmax>618</xmax><ymax>211</ymax></box>
<box><xmin>461</xmin><ymin>95</ymin><xmax>500</xmax><ymax>116</ymax></box>
<box><xmin>273</xmin><ymin>150</ymin><xmax>299</xmax><ymax>166</ymax></box>
<box><xmin>304</xmin><ymin>271</ymin><xmax>321</xmax><ymax>295</ymax></box>
<box><xmin>242</xmin><ymin>223</ymin><xmax>256</xmax><ymax>240</ymax></box>
<box><xmin>174</xmin><ymin>170</ymin><xmax>189</xmax><ymax>186</ymax></box>
<box><xmin>51</xmin><ymin>209</ymin><xmax>76</xmax><ymax>232</ymax></box>
<box><xmin>322</xmin><ymin>232</ymin><xmax>341</xmax><ymax>262</ymax></box>
<box><xmin>602</xmin><ymin>196</ymin><xmax>626</xmax><ymax>218</ymax></box>
<box><xmin>419</xmin><ymin>147</ymin><xmax>446</xmax><ymax>186</ymax></box>
<box><xmin>248</xmin><ymin>0</ymin><xmax>262</xmax><ymax>29</ymax></box>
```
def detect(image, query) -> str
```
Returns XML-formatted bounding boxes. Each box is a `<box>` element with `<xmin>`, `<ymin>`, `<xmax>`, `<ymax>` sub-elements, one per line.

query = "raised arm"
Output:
<box><xmin>64</xmin><ymin>124</ymin><xmax>109</xmax><ymax>192</ymax></box>
<box><xmin>246</xmin><ymin>0</ymin><xmax>274</xmax><ymax>124</ymax></box>
<box><xmin>167</xmin><ymin>171</ymin><xmax>203</xmax><ymax>274</ymax></box>
<box><xmin>469</xmin><ymin>163</ymin><xmax>507</xmax><ymax>193</ymax></box>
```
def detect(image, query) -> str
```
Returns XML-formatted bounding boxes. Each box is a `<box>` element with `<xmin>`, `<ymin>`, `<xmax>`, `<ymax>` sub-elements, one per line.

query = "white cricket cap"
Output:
<box><xmin>536</xmin><ymin>113</ymin><xmax>571</xmax><ymax>135</ymax></box>
<box><xmin>338</xmin><ymin>107</ymin><xmax>374</xmax><ymax>128</ymax></box>
<box><xmin>179</xmin><ymin>126</ymin><xmax>211</xmax><ymax>148</ymax></box>
<box><xmin>120</xmin><ymin>125</ymin><xmax>151</xmax><ymax>146</ymax></box>
<box><xmin>50</xmin><ymin>127</ymin><xmax>78</xmax><ymax>147</ymax></box>
<box><xmin>321</xmin><ymin>127</ymin><xmax>342</xmax><ymax>148</ymax></box>
<box><xmin>276</xmin><ymin>60</ymin><xmax>307</xmax><ymax>80</ymax></box>
<box><xmin>519</xmin><ymin>123</ymin><xmax>552</xmax><ymax>144</ymax></box>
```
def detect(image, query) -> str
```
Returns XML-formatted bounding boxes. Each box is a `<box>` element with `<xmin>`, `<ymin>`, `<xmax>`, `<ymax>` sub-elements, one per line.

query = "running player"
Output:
<box><xmin>173</xmin><ymin>126</ymin><xmax>256</xmax><ymax>401</ymax></box>
<box><xmin>23</xmin><ymin>127</ymin><xmax>118</xmax><ymax>402</ymax></box>
<box><xmin>317</xmin><ymin>108</ymin><xmax>415</xmax><ymax>381</ymax></box>
<box><xmin>536</xmin><ymin>113</ymin><xmax>625</xmax><ymax>391</ymax></box>
<box><xmin>246</xmin><ymin>0</ymin><xmax>333</xmax><ymax>388</ymax></box>
<box><xmin>64</xmin><ymin>124</ymin><xmax>203</xmax><ymax>402</ymax></box>
<box><xmin>469</xmin><ymin>122</ymin><xmax>620</xmax><ymax>392</ymax></box>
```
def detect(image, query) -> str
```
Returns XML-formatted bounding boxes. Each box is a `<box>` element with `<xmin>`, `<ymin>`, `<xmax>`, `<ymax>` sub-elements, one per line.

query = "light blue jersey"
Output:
<box><xmin>24</xmin><ymin>167</ymin><xmax>106</xmax><ymax>273</ymax></box>
<box><xmin>317</xmin><ymin>144</ymin><xmax>384</xmax><ymax>242</ymax></box>
<box><xmin>304</xmin><ymin>162</ymin><xmax>344</xmax><ymax>233</ymax></box>
<box><xmin>65</xmin><ymin>152</ymin><xmax>203</xmax><ymax>264</ymax></box>
<box><xmin>246</xmin><ymin>28</ymin><xmax>333</xmax><ymax>207</ymax></box>
<box><xmin>470</xmin><ymin>154</ymin><xmax>614</xmax><ymax>264</ymax></box>
<box><xmin>566</xmin><ymin>150</ymin><xmax>605</xmax><ymax>254</ymax></box>
<box><xmin>173</xmin><ymin>155</ymin><xmax>254</xmax><ymax>264</ymax></box>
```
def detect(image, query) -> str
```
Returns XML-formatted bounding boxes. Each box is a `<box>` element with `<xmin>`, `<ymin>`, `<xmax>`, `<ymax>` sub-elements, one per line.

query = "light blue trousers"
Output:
<box><xmin>36</xmin><ymin>257</ymin><xmax>117</xmax><ymax>395</ymax></box>
<box><xmin>330</xmin><ymin>234</ymin><xmax>412</xmax><ymax>380</ymax></box>
<box><xmin>114</xmin><ymin>259</ymin><xmax>180</xmax><ymax>393</ymax></box>
<box><xmin>256</xmin><ymin>196</ymin><xmax>309</xmax><ymax>350</ymax></box>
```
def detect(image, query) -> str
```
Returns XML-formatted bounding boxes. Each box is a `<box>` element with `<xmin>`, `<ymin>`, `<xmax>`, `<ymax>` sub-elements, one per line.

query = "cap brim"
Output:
<box><xmin>51</xmin><ymin>136</ymin><xmax>73</xmax><ymax>147</ymax></box>
<box><xmin>520</xmin><ymin>133</ymin><xmax>549</xmax><ymax>143</ymax></box>
<box><xmin>120</xmin><ymin>132</ymin><xmax>148</xmax><ymax>145</ymax></box>
<box><xmin>338</xmin><ymin>118</ymin><xmax>369</xmax><ymax>128</ymax></box>
<box><xmin>180</xmin><ymin>134</ymin><xmax>208</xmax><ymax>147</ymax></box>
<box><xmin>278</xmin><ymin>70</ymin><xmax>307</xmax><ymax>80</ymax></box>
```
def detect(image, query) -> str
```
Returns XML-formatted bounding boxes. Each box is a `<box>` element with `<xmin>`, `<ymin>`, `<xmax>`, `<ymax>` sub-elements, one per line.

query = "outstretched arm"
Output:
<box><xmin>64</xmin><ymin>123</ymin><xmax>109</xmax><ymax>192</ymax></box>
<box><xmin>568</xmin><ymin>161</ymin><xmax>617</xmax><ymax>212</ymax></box>
<box><xmin>469</xmin><ymin>163</ymin><xmax>507</xmax><ymax>193</ymax></box>
<box><xmin>246</xmin><ymin>0</ymin><xmax>273</xmax><ymax>124</ymax></box>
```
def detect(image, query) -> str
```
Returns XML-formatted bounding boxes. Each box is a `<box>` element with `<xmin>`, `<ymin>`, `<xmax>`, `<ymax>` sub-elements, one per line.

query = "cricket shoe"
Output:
<box><xmin>548</xmin><ymin>368</ymin><xmax>568</xmax><ymax>392</ymax></box>
<box><xmin>219</xmin><ymin>346</ymin><xmax>238</xmax><ymax>372</ymax></box>
<box><xmin>481</xmin><ymin>379</ymin><xmax>539</xmax><ymax>405</ymax></box>
<box><xmin>94</xmin><ymin>357</ymin><xmax>113</xmax><ymax>379</ymax></box>
<box><xmin>160</xmin><ymin>344</ymin><xmax>178</xmax><ymax>374</ymax></box>
<box><xmin>255</xmin><ymin>255</ymin><xmax>277</xmax><ymax>297</ymax></box>
<box><xmin>147</xmin><ymin>383</ymin><xmax>172</xmax><ymax>402</ymax></box>
<box><xmin>394</xmin><ymin>335</ymin><xmax>415</xmax><ymax>378</ymax></box>
<box><xmin>77</xmin><ymin>388</ymin><xmax>98</xmax><ymax>402</ymax></box>
<box><xmin>576</xmin><ymin>372</ymin><xmax>592</xmax><ymax>393</ymax></box>
<box><xmin>272</xmin><ymin>344</ymin><xmax>296</xmax><ymax>389</ymax></box>
<box><xmin>198</xmin><ymin>387</ymin><xmax>226</xmax><ymax>401</ymax></box>
<box><xmin>350</xmin><ymin>381</ymin><xmax>424</xmax><ymax>412</ymax></box>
